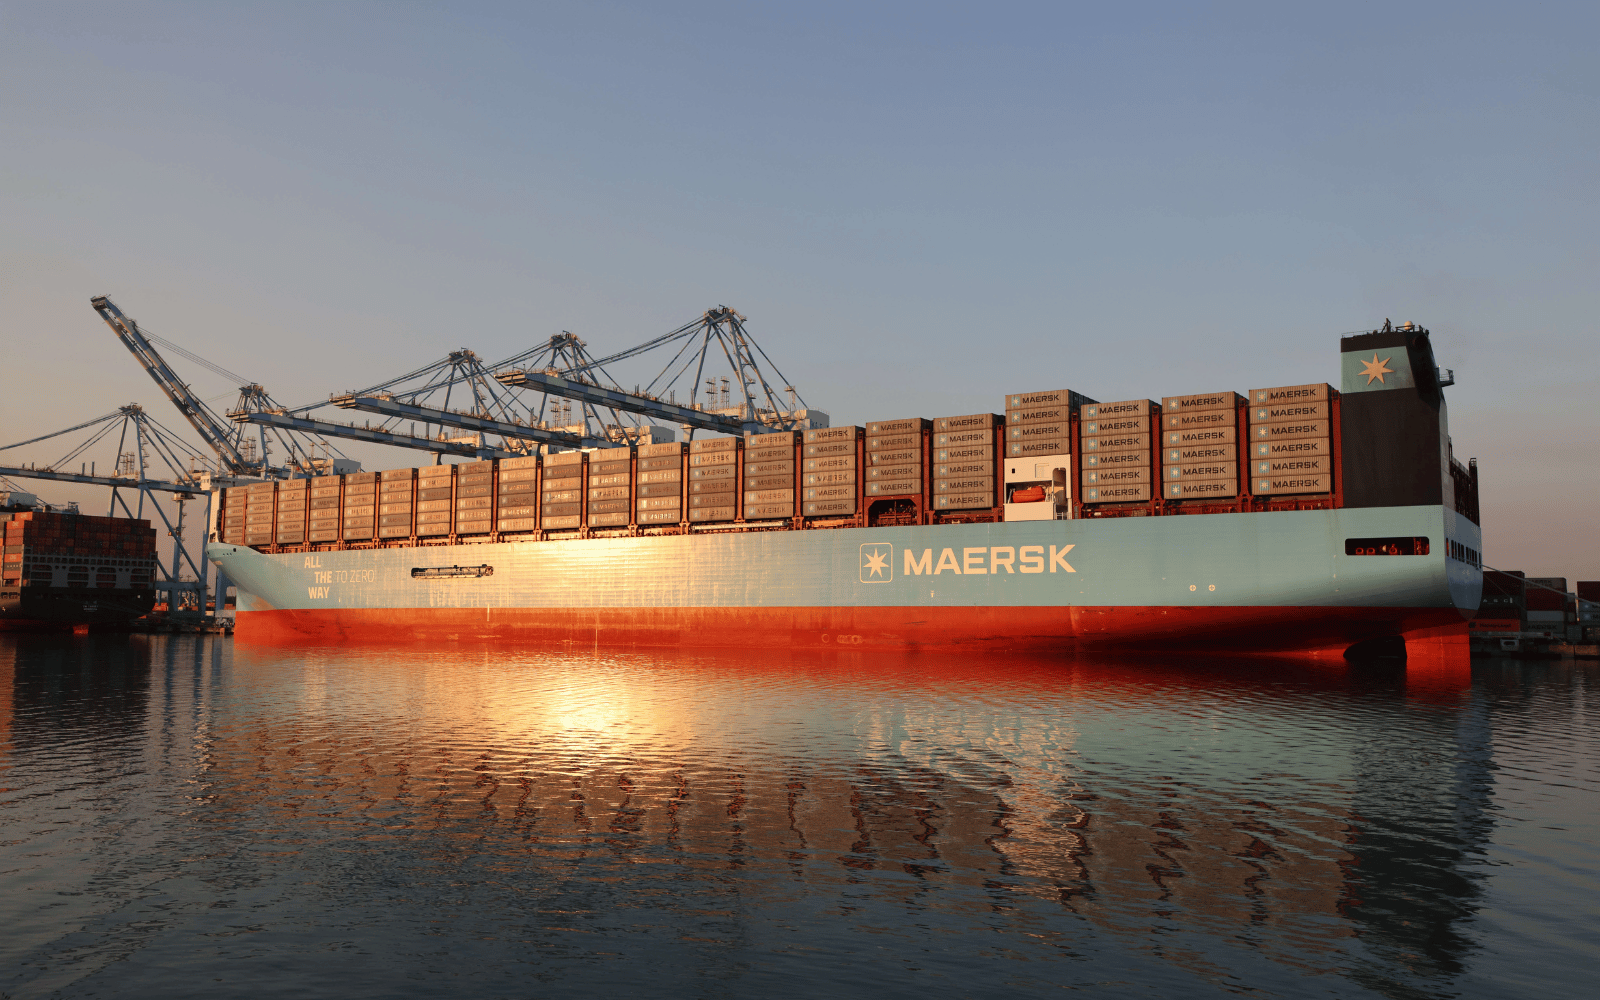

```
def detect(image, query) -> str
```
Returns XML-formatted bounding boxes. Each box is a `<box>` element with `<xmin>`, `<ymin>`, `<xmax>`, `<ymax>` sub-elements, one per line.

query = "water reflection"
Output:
<box><xmin>0</xmin><ymin>635</ymin><xmax>1592</xmax><ymax>998</ymax></box>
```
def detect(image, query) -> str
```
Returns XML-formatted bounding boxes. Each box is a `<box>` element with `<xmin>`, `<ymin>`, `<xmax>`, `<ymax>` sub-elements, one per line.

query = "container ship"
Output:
<box><xmin>208</xmin><ymin>324</ymin><xmax>1484</xmax><ymax>658</ymax></box>
<box><xmin>1</xmin><ymin>503</ymin><xmax>159</xmax><ymax>630</ymax></box>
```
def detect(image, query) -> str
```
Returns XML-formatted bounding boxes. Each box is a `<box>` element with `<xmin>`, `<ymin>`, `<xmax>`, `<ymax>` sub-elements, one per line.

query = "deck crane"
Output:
<box><xmin>496</xmin><ymin>306</ymin><xmax>823</xmax><ymax>439</ymax></box>
<box><xmin>90</xmin><ymin>296</ymin><xmax>354</xmax><ymax>479</ymax></box>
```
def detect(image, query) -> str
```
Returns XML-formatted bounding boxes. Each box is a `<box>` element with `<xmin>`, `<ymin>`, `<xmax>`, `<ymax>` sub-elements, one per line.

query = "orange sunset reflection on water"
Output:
<box><xmin>2</xmin><ymin>632</ymin><xmax>1523</xmax><ymax>997</ymax></box>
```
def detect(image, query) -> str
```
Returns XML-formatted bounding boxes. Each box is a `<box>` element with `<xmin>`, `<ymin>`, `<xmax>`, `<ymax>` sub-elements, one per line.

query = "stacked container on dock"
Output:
<box><xmin>1080</xmin><ymin>400</ymin><xmax>1157</xmax><ymax>504</ymax></box>
<box><xmin>803</xmin><ymin>426</ymin><xmax>861</xmax><ymax>519</ymax></box>
<box><xmin>309</xmin><ymin>475</ymin><xmax>342</xmax><ymax>542</ymax></box>
<box><xmin>688</xmin><ymin>437</ymin><xmax>740</xmax><ymax>523</ymax></box>
<box><xmin>636</xmin><ymin>443</ymin><xmax>686</xmax><ymax>526</ymax></box>
<box><xmin>541</xmin><ymin>452</ymin><xmax>584</xmax><ymax>531</ymax></box>
<box><xmin>416</xmin><ymin>465</ymin><xmax>454</xmax><ymax>537</ymax></box>
<box><xmin>244</xmin><ymin>482</ymin><xmax>276</xmax><ymax>547</ymax></box>
<box><xmin>1249</xmin><ymin>384</ymin><xmax>1333</xmax><ymax>496</ymax></box>
<box><xmin>587</xmin><ymin>450</ymin><xmax>633</xmax><ymax>528</ymax></box>
<box><xmin>1159</xmin><ymin>392</ymin><xmax>1242</xmax><ymax>501</ymax></box>
<box><xmin>933</xmin><ymin>414</ymin><xmax>998</xmax><ymax>512</ymax></box>
<box><xmin>744</xmin><ymin>431</ymin><xmax>800</xmax><ymax>520</ymax></box>
<box><xmin>276</xmin><ymin>478</ymin><xmax>308</xmax><ymax>544</ymax></box>
<box><xmin>496</xmin><ymin>456</ymin><xmax>540</xmax><ymax>534</ymax></box>
<box><xmin>864</xmin><ymin>419</ymin><xmax>928</xmax><ymax>501</ymax></box>
<box><xmin>378</xmin><ymin>468</ymin><xmax>415</xmax><ymax>539</ymax></box>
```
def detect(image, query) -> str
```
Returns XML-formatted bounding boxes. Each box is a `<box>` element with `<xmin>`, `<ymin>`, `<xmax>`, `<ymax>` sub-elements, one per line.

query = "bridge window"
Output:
<box><xmin>1345</xmin><ymin>537</ymin><xmax>1430</xmax><ymax>556</ymax></box>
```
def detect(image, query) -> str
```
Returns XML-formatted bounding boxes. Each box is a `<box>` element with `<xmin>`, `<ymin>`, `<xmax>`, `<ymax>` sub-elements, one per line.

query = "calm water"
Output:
<box><xmin>1</xmin><ymin>636</ymin><xmax>1595</xmax><ymax>999</ymax></box>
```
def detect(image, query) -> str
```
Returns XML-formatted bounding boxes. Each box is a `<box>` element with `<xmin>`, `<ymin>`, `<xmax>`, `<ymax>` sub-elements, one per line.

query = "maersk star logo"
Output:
<box><xmin>1360</xmin><ymin>354</ymin><xmax>1393</xmax><ymax>385</ymax></box>
<box><xmin>859</xmin><ymin>542</ymin><xmax>893</xmax><ymax>583</ymax></box>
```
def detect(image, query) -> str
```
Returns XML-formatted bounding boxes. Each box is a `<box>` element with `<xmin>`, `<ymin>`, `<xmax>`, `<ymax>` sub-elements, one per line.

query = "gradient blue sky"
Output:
<box><xmin>2</xmin><ymin>2</ymin><xmax>1596</xmax><ymax>579</ymax></box>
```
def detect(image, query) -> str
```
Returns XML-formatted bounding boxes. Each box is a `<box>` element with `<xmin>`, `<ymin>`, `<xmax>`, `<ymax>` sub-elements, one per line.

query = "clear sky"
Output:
<box><xmin>2</xmin><ymin>2</ymin><xmax>1596</xmax><ymax>581</ymax></box>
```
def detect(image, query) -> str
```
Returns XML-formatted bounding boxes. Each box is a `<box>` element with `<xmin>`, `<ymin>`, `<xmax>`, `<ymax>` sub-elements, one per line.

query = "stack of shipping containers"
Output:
<box><xmin>275</xmin><ymin>478</ymin><xmax>308</xmax><ymax>545</ymax></box>
<box><xmin>864</xmin><ymin>419</ymin><xmax>927</xmax><ymax>504</ymax></box>
<box><xmin>933</xmin><ymin>414</ymin><xmax>997</xmax><ymax>512</ymax></box>
<box><xmin>219</xmin><ymin>487</ymin><xmax>246</xmax><ymax>545</ymax></box>
<box><xmin>1578</xmin><ymin>582</ymin><xmax>1600</xmax><ymax>642</ymax></box>
<box><xmin>636</xmin><ymin>443</ymin><xmax>685</xmax><ymax>525</ymax></box>
<box><xmin>244</xmin><ymin>482</ymin><xmax>276</xmax><ymax>547</ymax></box>
<box><xmin>1523</xmin><ymin>577</ymin><xmax>1568</xmax><ymax>636</ymax></box>
<box><xmin>309</xmin><ymin>475</ymin><xmax>341</xmax><ymax>542</ymax></box>
<box><xmin>541</xmin><ymin>453</ymin><xmax>584</xmax><ymax>531</ymax></box>
<box><xmin>416</xmin><ymin>464</ymin><xmax>454</xmax><ymax>537</ymax></box>
<box><xmin>1004</xmin><ymin>392</ymin><xmax>1075</xmax><ymax>462</ymax></box>
<box><xmin>1159</xmin><ymin>392</ymin><xmax>1242</xmax><ymax>501</ymax></box>
<box><xmin>341</xmin><ymin>472</ymin><xmax>377</xmax><ymax>542</ymax></box>
<box><xmin>0</xmin><ymin>511</ymin><xmax>157</xmax><ymax>593</ymax></box>
<box><xmin>744</xmin><ymin>431</ymin><xmax>800</xmax><ymax>520</ymax></box>
<box><xmin>378</xmin><ymin>468</ymin><xmax>414</xmax><ymax>539</ymax></box>
<box><xmin>1080</xmin><ymin>400</ymin><xmax>1156</xmax><ymax>505</ymax></box>
<box><xmin>688</xmin><ymin>437</ymin><xmax>739</xmax><ymax>523</ymax></box>
<box><xmin>803</xmin><ymin>427</ymin><xmax>860</xmax><ymax>519</ymax></box>
<box><xmin>454</xmin><ymin>461</ymin><xmax>494</xmax><ymax>535</ymax></box>
<box><xmin>586</xmin><ymin>451</ymin><xmax>632</xmax><ymax>528</ymax></box>
<box><xmin>1003</xmin><ymin>390</ymin><xmax>1081</xmax><ymax>514</ymax></box>
<box><xmin>497</xmin><ymin>456</ymin><xmax>540</xmax><ymax>534</ymax></box>
<box><xmin>1249</xmin><ymin>384</ymin><xmax>1332</xmax><ymax>497</ymax></box>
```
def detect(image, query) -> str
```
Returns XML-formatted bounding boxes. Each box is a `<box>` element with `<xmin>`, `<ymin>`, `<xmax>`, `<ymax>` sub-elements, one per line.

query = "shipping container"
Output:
<box><xmin>1162</xmin><ymin>463</ymin><xmax>1236</xmax><ymax>481</ymax></box>
<box><xmin>865</xmin><ymin>418</ymin><xmax>929</xmax><ymax>436</ymax></box>
<box><xmin>1248</xmin><ymin>383</ymin><xmax>1331</xmax><ymax>405</ymax></box>
<box><xmin>1082</xmin><ymin>484</ymin><xmax>1152</xmax><ymax>503</ymax></box>
<box><xmin>933</xmin><ymin>492</ymin><xmax>994</xmax><ymax>510</ymax></box>
<box><xmin>1003</xmin><ymin>389</ymin><xmax>1096</xmax><ymax>412</ymax></box>
<box><xmin>1083</xmin><ymin>400</ymin><xmax>1158</xmax><ymax>419</ymax></box>
<box><xmin>803</xmin><ymin>498</ymin><xmax>857</xmax><ymax>517</ymax></box>
<box><xmin>1249</xmin><ymin>401</ymin><xmax>1330</xmax><ymax>424</ymax></box>
<box><xmin>1251</xmin><ymin>473</ymin><xmax>1331</xmax><ymax>496</ymax></box>
<box><xmin>1080</xmin><ymin>434</ymin><xmax>1150</xmax><ymax>455</ymax></box>
<box><xmin>1164</xmin><ymin>480</ymin><xmax>1239</xmax><ymax>499</ymax></box>
<box><xmin>1004</xmin><ymin>403</ymin><xmax>1069</xmax><ymax>425</ymax></box>
<box><xmin>1006</xmin><ymin>438</ymin><xmax>1071</xmax><ymax>458</ymax></box>
<box><xmin>1160</xmin><ymin>410</ymin><xmax>1234</xmax><ymax>431</ymax></box>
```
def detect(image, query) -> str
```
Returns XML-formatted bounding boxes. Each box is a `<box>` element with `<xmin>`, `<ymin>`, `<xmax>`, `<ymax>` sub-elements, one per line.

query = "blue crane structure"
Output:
<box><xmin>1</xmin><ymin>405</ymin><xmax>225</xmax><ymax>614</ymax></box>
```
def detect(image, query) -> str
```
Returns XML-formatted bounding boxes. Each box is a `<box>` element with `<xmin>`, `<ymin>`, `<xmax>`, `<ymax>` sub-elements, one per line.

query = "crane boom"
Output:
<box><xmin>331</xmin><ymin>395</ymin><xmax>610</xmax><ymax>449</ymax></box>
<box><xmin>90</xmin><ymin>296</ymin><xmax>254</xmax><ymax>474</ymax></box>
<box><xmin>0</xmin><ymin>464</ymin><xmax>200</xmax><ymax>494</ymax></box>
<box><xmin>234</xmin><ymin>411</ymin><xmax>523</xmax><ymax>459</ymax></box>
<box><xmin>494</xmin><ymin>370</ymin><xmax>744</xmax><ymax>433</ymax></box>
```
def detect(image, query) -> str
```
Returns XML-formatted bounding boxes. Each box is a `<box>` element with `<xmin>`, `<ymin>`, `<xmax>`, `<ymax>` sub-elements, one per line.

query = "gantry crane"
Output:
<box><xmin>496</xmin><ymin>306</ymin><xmax>822</xmax><ymax>439</ymax></box>
<box><xmin>90</xmin><ymin>296</ymin><xmax>356</xmax><ymax>479</ymax></box>
<box><xmin>1</xmin><ymin>404</ymin><xmax>228</xmax><ymax>613</ymax></box>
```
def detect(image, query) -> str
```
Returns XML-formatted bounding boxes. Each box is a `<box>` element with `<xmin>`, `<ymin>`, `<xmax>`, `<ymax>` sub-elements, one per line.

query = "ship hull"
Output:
<box><xmin>210</xmin><ymin>505</ymin><xmax>1482</xmax><ymax>656</ymax></box>
<box><xmin>0</xmin><ymin>588</ymin><xmax>157</xmax><ymax>631</ymax></box>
